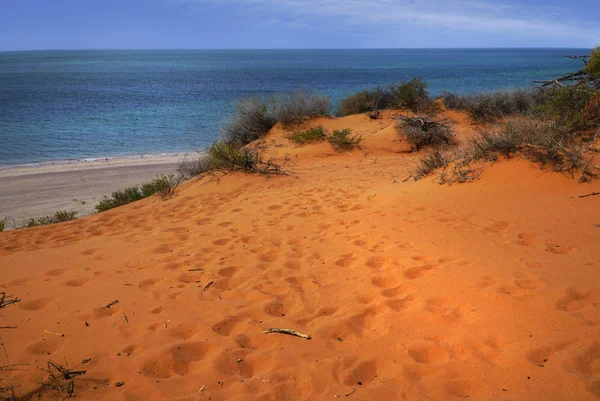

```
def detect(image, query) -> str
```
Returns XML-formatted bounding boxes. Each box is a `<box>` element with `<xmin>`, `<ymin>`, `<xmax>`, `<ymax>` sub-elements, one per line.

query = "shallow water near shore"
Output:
<box><xmin>0</xmin><ymin>48</ymin><xmax>588</xmax><ymax>166</ymax></box>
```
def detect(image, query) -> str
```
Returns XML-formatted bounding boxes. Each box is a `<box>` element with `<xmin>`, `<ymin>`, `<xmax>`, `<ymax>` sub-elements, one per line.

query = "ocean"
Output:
<box><xmin>0</xmin><ymin>49</ymin><xmax>589</xmax><ymax>166</ymax></box>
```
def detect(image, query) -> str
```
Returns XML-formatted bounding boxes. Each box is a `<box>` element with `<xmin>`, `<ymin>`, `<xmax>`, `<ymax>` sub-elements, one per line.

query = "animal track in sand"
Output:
<box><xmin>212</xmin><ymin>316</ymin><xmax>241</xmax><ymax>336</ymax></box>
<box><xmin>516</xmin><ymin>232</ymin><xmax>538</xmax><ymax>246</ymax></box>
<box><xmin>546</xmin><ymin>244</ymin><xmax>573</xmax><ymax>254</ymax></box>
<box><xmin>408</xmin><ymin>341</ymin><xmax>450</xmax><ymax>364</ymax></box>
<box><xmin>46</xmin><ymin>268</ymin><xmax>68</xmax><ymax>276</ymax></box>
<box><xmin>64</xmin><ymin>278</ymin><xmax>88</xmax><ymax>287</ymax></box>
<box><xmin>19</xmin><ymin>297</ymin><xmax>53</xmax><ymax>311</ymax></box>
<box><xmin>371</xmin><ymin>275</ymin><xmax>401</xmax><ymax>288</ymax></box>
<box><xmin>139</xmin><ymin>341</ymin><xmax>212</xmax><ymax>378</ymax></box>
<box><xmin>404</xmin><ymin>264</ymin><xmax>436</xmax><ymax>280</ymax></box>
<box><xmin>26</xmin><ymin>338</ymin><xmax>62</xmax><ymax>356</ymax></box>
<box><xmin>386</xmin><ymin>294</ymin><xmax>416</xmax><ymax>312</ymax></box>
<box><xmin>484</xmin><ymin>221</ymin><xmax>509</xmax><ymax>234</ymax></box>
<box><xmin>556</xmin><ymin>286</ymin><xmax>600</xmax><ymax>312</ymax></box>
<box><xmin>423</xmin><ymin>297</ymin><xmax>463</xmax><ymax>322</ymax></box>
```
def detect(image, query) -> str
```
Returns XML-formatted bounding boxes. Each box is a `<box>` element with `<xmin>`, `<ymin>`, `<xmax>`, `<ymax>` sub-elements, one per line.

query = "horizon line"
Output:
<box><xmin>0</xmin><ymin>46</ymin><xmax>594</xmax><ymax>53</ymax></box>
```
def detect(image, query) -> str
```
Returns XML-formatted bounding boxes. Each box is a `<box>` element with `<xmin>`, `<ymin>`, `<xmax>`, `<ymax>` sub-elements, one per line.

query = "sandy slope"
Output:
<box><xmin>1</xmin><ymin>111</ymin><xmax>599</xmax><ymax>401</ymax></box>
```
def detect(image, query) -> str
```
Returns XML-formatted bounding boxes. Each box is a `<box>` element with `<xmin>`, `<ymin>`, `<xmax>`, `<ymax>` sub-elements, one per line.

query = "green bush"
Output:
<box><xmin>337</xmin><ymin>87</ymin><xmax>392</xmax><ymax>117</ymax></box>
<box><xmin>177</xmin><ymin>153</ymin><xmax>213</xmax><ymax>179</ymax></box>
<box><xmin>328</xmin><ymin>129</ymin><xmax>363</xmax><ymax>152</ymax></box>
<box><xmin>337</xmin><ymin>78</ymin><xmax>433</xmax><ymax>117</ymax></box>
<box><xmin>221</xmin><ymin>96</ymin><xmax>278</xmax><ymax>147</ymax></box>
<box><xmin>222</xmin><ymin>90</ymin><xmax>330</xmax><ymax>146</ymax></box>
<box><xmin>286</xmin><ymin>125</ymin><xmax>327</xmax><ymax>144</ymax></box>
<box><xmin>443</xmin><ymin>89</ymin><xmax>545</xmax><ymax>121</ymax></box>
<box><xmin>272</xmin><ymin>90</ymin><xmax>331</xmax><ymax>127</ymax></box>
<box><xmin>585</xmin><ymin>47</ymin><xmax>600</xmax><ymax>78</ymax></box>
<box><xmin>391</xmin><ymin>78</ymin><xmax>430</xmax><ymax>111</ymax></box>
<box><xmin>141</xmin><ymin>174</ymin><xmax>180</xmax><ymax>199</ymax></box>
<box><xmin>25</xmin><ymin>210</ymin><xmax>78</xmax><ymax>228</ymax></box>
<box><xmin>95</xmin><ymin>187</ymin><xmax>144</xmax><ymax>213</ymax></box>
<box><xmin>534</xmin><ymin>83</ymin><xmax>594</xmax><ymax>130</ymax></box>
<box><xmin>0</xmin><ymin>220</ymin><xmax>4</xmax><ymax>232</ymax></box>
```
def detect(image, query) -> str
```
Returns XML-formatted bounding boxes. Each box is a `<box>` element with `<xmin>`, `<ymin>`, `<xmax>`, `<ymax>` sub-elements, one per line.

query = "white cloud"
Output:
<box><xmin>177</xmin><ymin>0</ymin><xmax>599</xmax><ymax>43</ymax></box>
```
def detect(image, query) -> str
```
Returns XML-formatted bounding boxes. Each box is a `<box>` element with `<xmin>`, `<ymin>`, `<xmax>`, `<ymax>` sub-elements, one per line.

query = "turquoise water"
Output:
<box><xmin>0</xmin><ymin>49</ymin><xmax>588</xmax><ymax>166</ymax></box>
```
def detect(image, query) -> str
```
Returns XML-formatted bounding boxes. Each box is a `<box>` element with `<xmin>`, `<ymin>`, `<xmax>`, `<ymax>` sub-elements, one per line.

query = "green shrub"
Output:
<box><xmin>141</xmin><ymin>174</ymin><xmax>180</xmax><ymax>199</ymax></box>
<box><xmin>443</xmin><ymin>89</ymin><xmax>545</xmax><ymax>121</ymax></box>
<box><xmin>328</xmin><ymin>129</ymin><xmax>363</xmax><ymax>152</ymax></box>
<box><xmin>337</xmin><ymin>78</ymin><xmax>433</xmax><ymax>117</ymax></box>
<box><xmin>534</xmin><ymin>83</ymin><xmax>594</xmax><ymax>130</ymax></box>
<box><xmin>585</xmin><ymin>47</ymin><xmax>600</xmax><ymax>78</ymax></box>
<box><xmin>95</xmin><ymin>186</ymin><xmax>144</xmax><ymax>212</ymax></box>
<box><xmin>337</xmin><ymin>87</ymin><xmax>392</xmax><ymax>117</ymax></box>
<box><xmin>391</xmin><ymin>78</ymin><xmax>430</xmax><ymax>111</ymax></box>
<box><xmin>272</xmin><ymin>90</ymin><xmax>331</xmax><ymax>127</ymax></box>
<box><xmin>25</xmin><ymin>210</ymin><xmax>78</xmax><ymax>228</ymax></box>
<box><xmin>0</xmin><ymin>220</ymin><xmax>4</xmax><ymax>232</ymax></box>
<box><xmin>471</xmin><ymin>118</ymin><xmax>585</xmax><ymax>176</ymax></box>
<box><xmin>177</xmin><ymin>153</ymin><xmax>213</xmax><ymax>179</ymax></box>
<box><xmin>222</xmin><ymin>90</ymin><xmax>330</xmax><ymax>146</ymax></box>
<box><xmin>286</xmin><ymin>125</ymin><xmax>327</xmax><ymax>144</ymax></box>
<box><xmin>222</xmin><ymin>96</ymin><xmax>278</xmax><ymax>147</ymax></box>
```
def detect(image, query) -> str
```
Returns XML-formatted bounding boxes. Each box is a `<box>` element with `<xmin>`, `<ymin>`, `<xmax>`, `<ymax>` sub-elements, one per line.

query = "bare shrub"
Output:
<box><xmin>443</xmin><ymin>89</ymin><xmax>545</xmax><ymax>122</ymax></box>
<box><xmin>396</xmin><ymin>115</ymin><xmax>456</xmax><ymax>151</ymax></box>
<box><xmin>273</xmin><ymin>90</ymin><xmax>331</xmax><ymax>127</ymax></box>
<box><xmin>413</xmin><ymin>150</ymin><xmax>452</xmax><ymax>180</ymax></box>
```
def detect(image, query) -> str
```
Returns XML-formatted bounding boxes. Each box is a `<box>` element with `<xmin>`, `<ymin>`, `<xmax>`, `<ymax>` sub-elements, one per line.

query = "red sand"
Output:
<box><xmin>1</xmin><ymin>111</ymin><xmax>599</xmax><ymax>400</ymax></box>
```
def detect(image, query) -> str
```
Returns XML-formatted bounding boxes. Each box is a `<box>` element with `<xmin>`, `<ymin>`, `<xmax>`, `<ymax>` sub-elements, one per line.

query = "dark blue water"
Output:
<box><xmin>0</xmin><ymin>49</ymin><xmax>588</xmax><ymax>166</ymax></box>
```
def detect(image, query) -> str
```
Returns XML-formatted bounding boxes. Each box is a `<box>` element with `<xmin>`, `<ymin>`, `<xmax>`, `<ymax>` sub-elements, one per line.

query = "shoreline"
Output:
<box><xmin>0</xmin><ymin>151</ymin><xmax>197</xmax><ymax>178</ymax></box>
<box><xmin>0</xmin><ymin>154</ymin><xmax>191</xmax><ymax>228</ymax></box>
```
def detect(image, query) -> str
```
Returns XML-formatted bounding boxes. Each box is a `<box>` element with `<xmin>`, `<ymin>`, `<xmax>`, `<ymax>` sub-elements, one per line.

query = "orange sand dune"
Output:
<box><xmin>1</xmin><ymin>111</ymin><xmax>600</xmax><ymax>400</ymax></box>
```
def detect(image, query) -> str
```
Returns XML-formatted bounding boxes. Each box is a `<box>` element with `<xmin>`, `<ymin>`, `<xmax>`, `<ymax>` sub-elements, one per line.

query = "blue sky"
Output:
<box><xmin>0</xmin><ymin>0</ymin><xmax>598</xmax><ymax>50</ymax></box>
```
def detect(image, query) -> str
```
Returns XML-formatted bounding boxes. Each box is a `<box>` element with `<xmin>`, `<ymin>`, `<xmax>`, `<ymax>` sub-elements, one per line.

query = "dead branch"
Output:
<box><xmin>572</xmin><ymin>191</ymin><xmax>600</xmax><ymax>199</ymax></box>
<box><xmin>0</xmin><ymin>293</ymin><xmax>20</xmax><ymax>309</ymax></box>
<box><xmin>100</xmin><ymin>300</ymin><xmax>119</xmax><ymax>309</ymax></box>
<box><xmin>261</xmin><ymin>328</ymin><xmax>311</xmax><ymax>340</ymax></box>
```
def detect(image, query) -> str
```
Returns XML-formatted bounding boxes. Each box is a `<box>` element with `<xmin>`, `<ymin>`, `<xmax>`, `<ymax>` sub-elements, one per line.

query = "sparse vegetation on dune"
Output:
<box><xmin>286</xmin><ymin>125</ymin><xmax>327</xmax><ymax>144</ymax></box>
<box><xmin>327</xmin><ymin>128</ymin><xmax>363</xmax><ymax>152</ymax></box>
<box><xmin>337</xmin><ymin>78</ymin><xmax>436</xmax><ymax>117</ymax></box>
<box><xmin>25</xmin><ymin>210</ymin><xmax>78</xmax><ymax>228</ymax></box>
<box><xmin>95</xmin><ymin>174</ymin><xmax>181</xmax><ymax>213</ymax></box>
<box><xmin>222</xmin><ymin>90</ymin><xmax>330</xmax><ymax>146</ymax></box>
<box><xmin>442</xmin><ymin>89</ymin><xmax>545</xmax><ymax>122</ymax></box>
<box><xmin>414</xmin><ymin>117</ymin><xmax>596</xmax><ymax>184</ymax></box>
<box><xmin>396</xmin><ymin>115</ymin><xmax>456</xmax><ymax>151</ymax></box>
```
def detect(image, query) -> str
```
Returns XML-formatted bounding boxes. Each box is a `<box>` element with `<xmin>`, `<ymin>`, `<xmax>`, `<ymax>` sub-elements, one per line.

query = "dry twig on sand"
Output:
<box><xmin>100</xmin><ymin>300</ymin><xmax>119</xmax><ymax>309</ymax></box>
<box><xmin>261</xmin><ymin>328</ymin><xmax>311</xmax><ymax>340</ymax></box>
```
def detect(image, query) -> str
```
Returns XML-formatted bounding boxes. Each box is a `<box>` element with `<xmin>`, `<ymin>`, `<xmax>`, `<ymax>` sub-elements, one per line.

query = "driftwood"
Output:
<box><xmin>261</xmin><ymin>328</ymin><xmax>311</xmax><ymax>340</ymax></box>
